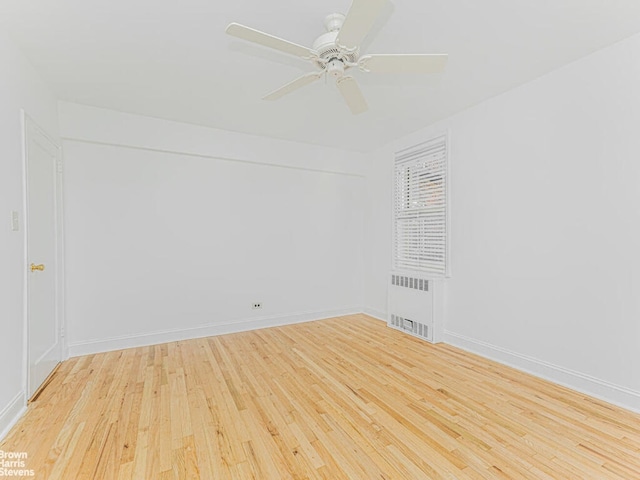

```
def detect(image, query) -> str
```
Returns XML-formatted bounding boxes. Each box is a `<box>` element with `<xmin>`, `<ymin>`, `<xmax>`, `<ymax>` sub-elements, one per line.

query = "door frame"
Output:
<box><xmin>21</xmin><ymin>111</ymin><xmax>66</xmax><ymax>399</ymax></box>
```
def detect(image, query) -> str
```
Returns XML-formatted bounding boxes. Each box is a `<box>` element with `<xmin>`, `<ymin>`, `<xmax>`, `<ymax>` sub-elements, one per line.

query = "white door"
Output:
<box><xmin>25</xmin><ymin>117</ymin><xmax>63</xmax><ymax>398</ymax></box>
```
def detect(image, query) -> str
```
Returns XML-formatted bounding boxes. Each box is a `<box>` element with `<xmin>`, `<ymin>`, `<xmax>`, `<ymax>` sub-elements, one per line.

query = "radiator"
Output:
<box><xmin>387</xmin><ymin>272</ymin><xmax>443</xmax><ymax>343</ymax></box>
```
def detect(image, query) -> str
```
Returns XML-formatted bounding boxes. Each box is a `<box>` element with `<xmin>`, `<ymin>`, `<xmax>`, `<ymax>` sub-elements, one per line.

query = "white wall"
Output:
<box><xmin>59</xmin><ymin>103</ymin><xmax>366</xmax><ymax>355</ymax></box>
<box><xmin>0</xmin><ymin>32</ymin><xmax>59</xmax><ymax>437</ymax></box>
<box><xmin>365</xmin><ymin>33</ymin><xmax>640</xmax><ymax>412</ymax></box>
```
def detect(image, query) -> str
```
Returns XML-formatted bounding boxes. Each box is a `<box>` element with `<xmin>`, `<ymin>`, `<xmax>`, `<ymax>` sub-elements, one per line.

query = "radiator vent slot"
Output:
<box><xmin>389</xmin><ymin>314</ymin><xmax>430</xmax><ymax>341</ymax></box>
<box><xmin>391</xmin><ymin>274</ymin><xmax>428</xmax><ymax>291</ymax></box>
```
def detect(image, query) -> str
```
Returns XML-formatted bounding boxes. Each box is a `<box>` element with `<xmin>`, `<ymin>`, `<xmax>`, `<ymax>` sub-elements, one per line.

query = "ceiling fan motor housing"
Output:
<box><xmin>312</xmin><ymin>14</ymin><xmax>359</xmax><ymax>71</ymax></box>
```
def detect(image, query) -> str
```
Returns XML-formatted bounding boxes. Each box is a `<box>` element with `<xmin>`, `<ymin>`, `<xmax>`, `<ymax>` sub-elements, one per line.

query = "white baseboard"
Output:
<box><xmin>444</xmin><ymin>330</ymin><xmax>640</xmax><ymax>414</ymax></box>
<box><xmin>362</xmin><ymin>307</ymin><xmax>386</xmax><ymax>322</ymax></box>
<box><xmin>68</xmin><ymin>307</ymin><xmax>360</xmax><ymax>357</ymax></box>
<box><xmin>0</xmin><ymin>391</ymin><xmax>27</xmax><ymax>442</ymax></box>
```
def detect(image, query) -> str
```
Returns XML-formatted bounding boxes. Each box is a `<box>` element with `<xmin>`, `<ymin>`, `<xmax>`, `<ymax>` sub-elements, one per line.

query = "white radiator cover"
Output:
<box><xmin>387</xmin><ymin>271</ymin><xmax>444</xmax><ymax>343</ymax></box>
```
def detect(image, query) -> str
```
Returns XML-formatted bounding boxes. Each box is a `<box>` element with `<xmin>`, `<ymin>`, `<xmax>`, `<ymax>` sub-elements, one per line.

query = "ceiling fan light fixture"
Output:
<box><xmin>326</xmin><ymin>59</ymin><xmax>345</xmax><ymax>78</ymax></box>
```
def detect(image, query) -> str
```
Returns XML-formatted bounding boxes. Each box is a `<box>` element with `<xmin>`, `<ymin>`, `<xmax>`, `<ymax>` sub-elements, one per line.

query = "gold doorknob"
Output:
<box><xmin>30</xmin><ymin>263</ymin><xmax>45</xmax><ymax>272</ymax></box>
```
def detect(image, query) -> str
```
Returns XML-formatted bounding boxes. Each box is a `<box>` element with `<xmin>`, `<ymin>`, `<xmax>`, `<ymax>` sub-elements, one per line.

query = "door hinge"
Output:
<box><xmin>56</xmin><ymin>159</ymin><xmax>63</xmax><ymax>173</ymax></box>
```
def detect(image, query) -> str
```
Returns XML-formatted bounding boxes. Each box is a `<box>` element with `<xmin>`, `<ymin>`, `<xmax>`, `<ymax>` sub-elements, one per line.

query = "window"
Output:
<box><xmin>393</xmin><ymin>134</ymin><xmax>448</xmax><ymax>275</ymax></box>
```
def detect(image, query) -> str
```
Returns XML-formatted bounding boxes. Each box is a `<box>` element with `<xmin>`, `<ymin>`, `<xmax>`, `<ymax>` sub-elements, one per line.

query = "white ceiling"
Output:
<box><xmin>2</xmin><ymin>0</ymin><xmax>640</xmax><ymax>152</ymax></box>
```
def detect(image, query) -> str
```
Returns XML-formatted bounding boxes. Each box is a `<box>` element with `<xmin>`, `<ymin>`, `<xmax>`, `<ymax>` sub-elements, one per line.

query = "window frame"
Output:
<box><xmin>391</xmin><ymin>132</ymin><xmax>451</xmax><ymax>277</ymax></box>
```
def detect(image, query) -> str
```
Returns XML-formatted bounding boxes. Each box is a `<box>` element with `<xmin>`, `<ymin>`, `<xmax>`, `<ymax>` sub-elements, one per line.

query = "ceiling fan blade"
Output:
<box><xmin>263</xmin><ymin>72</ymin><xmax>323</xmax><ymax>101</ymax></box>
<box><xmin>336</xmin><ymin>0</ymin><xmax>389</xmax><ymax>50</ymax></box>
<box><xmin>359</xmin><ymin>54</ymin><xmax>448</xmax><ymax>74</ymax></box>
<box><xmin>226</xmin><ymin>23</ymin><xmax>316</xmax><ymax>59</ymax></box>
<box><xmin>336</xmin><ymin>76</ymin><xmax>368</xmax><ymax>115</ymax></box>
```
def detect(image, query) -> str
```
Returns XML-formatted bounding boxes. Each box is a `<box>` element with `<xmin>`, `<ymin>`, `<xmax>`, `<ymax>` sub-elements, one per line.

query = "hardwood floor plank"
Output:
<box><xmin>2</xmin><ymin>314</ymin><xmax>639</xmax><ymax>479</ymax></box>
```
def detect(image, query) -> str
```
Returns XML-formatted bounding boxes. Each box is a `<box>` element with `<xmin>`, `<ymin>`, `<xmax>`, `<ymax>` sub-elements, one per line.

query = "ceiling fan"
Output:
<box><xmin>225</xmin><ymin>0</ymin><xmax>448</xmax><ymax>115</ymax></box>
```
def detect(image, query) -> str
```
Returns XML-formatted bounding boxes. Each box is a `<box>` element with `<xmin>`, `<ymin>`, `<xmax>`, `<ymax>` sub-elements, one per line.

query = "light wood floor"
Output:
<box><xmin>2</xmin><ymin>315</ymin><xmax>640</xmax><ymax>479</ymax></box>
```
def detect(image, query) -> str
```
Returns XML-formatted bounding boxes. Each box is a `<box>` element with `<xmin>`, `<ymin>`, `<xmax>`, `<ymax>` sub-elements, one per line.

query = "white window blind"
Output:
<box><xmin>393</xmin><ymin>134</ymin><xmax>448</xmax><ymax>275</ymax></box>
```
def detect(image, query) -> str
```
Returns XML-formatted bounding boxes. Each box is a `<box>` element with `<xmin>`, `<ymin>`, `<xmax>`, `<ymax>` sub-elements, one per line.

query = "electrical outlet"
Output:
<box><xmin>252</xmin><ymin>303</ymin><xmax>262</xmax><ymax>310</ymax></box>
